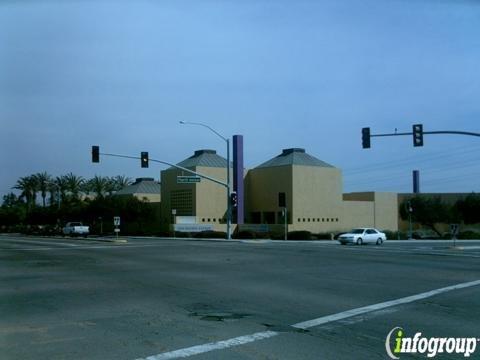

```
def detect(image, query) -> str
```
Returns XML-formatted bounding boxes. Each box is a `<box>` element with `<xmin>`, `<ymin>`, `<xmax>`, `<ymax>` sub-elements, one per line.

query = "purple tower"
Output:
<box><xmin>233</xmin><ymin>135</ymin><xmax>244</xmax><ymax>224</ymax></box>
<box><xmin>413</xmin><ymin>170</ymin><xmax>420</xmax><ymax>194</ymax></box>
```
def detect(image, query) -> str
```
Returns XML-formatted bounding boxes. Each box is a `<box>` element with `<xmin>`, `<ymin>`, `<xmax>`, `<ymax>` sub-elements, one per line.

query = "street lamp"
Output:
<box><xmin>179</xmin><ymin>121</ymin><xmax>232</xmax><ymax>240</ymax></box>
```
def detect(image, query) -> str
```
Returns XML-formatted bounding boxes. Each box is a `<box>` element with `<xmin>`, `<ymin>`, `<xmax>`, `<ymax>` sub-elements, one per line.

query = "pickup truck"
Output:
<box><xmin>62</xmin><ymin>222</ymin><xmax>89</xmax><ymax>237</ymax></box>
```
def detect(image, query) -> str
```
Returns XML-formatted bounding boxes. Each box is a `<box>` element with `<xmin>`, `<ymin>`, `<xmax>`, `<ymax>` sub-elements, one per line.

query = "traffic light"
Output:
<box><xmin>362</xmin><ymin>127</ymin><xmax>371</xmax><ymax>149</ymax></box>
<box><xmin>278</xmin><ymin>192</ymin><xmax>286</xmax><ymax>207</ymax></box>
<box><xmin>413</xmin><ymin>124</ymin><xmax>423</xmax><ymax>147</ymax></box>
<box><xmin>92</xmin><ymin>146</ymin><xmax>99</xmax><ymax>163</ymax></box>
<box><xmin>141</xmin><ymin>152</ymin><xmax>149</xmax><ymax>168</ymax></box>
<box><xmin>230</xmin><ymin>192</ymin><xmax>238</xmax><ymax>208</ymax></box>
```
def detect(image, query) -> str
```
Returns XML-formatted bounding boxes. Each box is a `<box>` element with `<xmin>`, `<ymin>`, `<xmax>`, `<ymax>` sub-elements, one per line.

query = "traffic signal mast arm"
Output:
<box><xmin>98</xmin><ymin>151</ymin><xmax>228</xmax><ymax>187</ymax></box>
<box><xmin>363</xmin><ymin>126</ymin><xmax>480</xmax><ymax>149</ymax></box>
<box><xmin>370</xmin><ymin>130</ymin><xmax>480</xmax><ymax>138</ymax></box>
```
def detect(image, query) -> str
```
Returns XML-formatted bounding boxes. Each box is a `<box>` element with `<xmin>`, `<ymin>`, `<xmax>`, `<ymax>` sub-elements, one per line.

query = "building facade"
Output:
<box><xmin>245</xmin><ymin>148</ymin><xmax>344</xmax><ymax>232</ymax></box>
<box><xmin>160</xmin><ymin>150</ymin><xmax>229</xmax><ymax>230</ymax></box>
<box><xmin>156</xmin><ymin>147</ymin><xmax>399</xmax><ymax>234</ymax></box>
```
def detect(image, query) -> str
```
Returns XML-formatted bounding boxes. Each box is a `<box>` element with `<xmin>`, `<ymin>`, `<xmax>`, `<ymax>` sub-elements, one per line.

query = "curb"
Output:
<box><xmin>91</xmin><ymin>237</ymin><xmax>128</xmax><ymax>244</ymax></box>
<box><xmin>451</xmin><ymin>246</ymin><xmax>480</xmax><ymax>251</ymax></box>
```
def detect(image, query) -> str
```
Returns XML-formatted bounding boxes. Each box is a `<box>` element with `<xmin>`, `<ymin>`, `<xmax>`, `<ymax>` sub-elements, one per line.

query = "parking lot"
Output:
<box><xmin>1</xmin><ymin>234</ymin><xmax>479</xmax><ymax>359</ymax></box>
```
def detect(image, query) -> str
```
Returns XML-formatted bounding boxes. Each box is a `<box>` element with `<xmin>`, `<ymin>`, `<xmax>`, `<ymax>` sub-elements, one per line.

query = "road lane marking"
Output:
<box><xmin>135</xmin><ymin>279</ymin><xmax>480</xmax><ymax>360</ymax></box>
<box><xmin>456</xmin><ymin>246</ymin><xmax>480</xmax><ymax>250</ymax></box>
<box><xmin>292</xmin><ymin>279</ymin><xmax>480</xmax><ymax>329</ymax></box>
<box><xmin>135</xmin><ymin>331</ymin><xmax>279</xmax><ymax>360</ymax></box>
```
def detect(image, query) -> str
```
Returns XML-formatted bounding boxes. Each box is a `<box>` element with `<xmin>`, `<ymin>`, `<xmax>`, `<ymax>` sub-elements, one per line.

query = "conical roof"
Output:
<box><xmin>116</xmin><ymin>178</ymin><xmax>160</xmax><ymax>195</ymax></box>
<box><xmin>256</xmin><ymin>148</ymin><xmax>335</xmax><ymax>169</ymax></box>
<box><xmin>174</xmin><ymin>149</ymin><xmax>230</xmax><ymax>168</ymax></box>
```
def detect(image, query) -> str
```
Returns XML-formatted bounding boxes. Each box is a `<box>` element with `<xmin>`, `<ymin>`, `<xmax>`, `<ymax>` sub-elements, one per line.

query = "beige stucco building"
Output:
<box><xmin>245</xmin><ymin>148</ymin><xmax>344</xmax><ymax>232</ymax></box>
<box><xmin>343</xmin><ymin>192</ymin><xmax>398</xmax><ymax>231</ymax></box>
<box><xmin>160</xmin><ymin>150</ymin><xmax>229</xmax><ymax>231</ymax></box>
<box><xmin>245</xmin><ymin>148</ymin><xmax>398</xmax><ymax>233</ymax></box>
<box><xmin>156</xmin><ymin>147</ymin><xmax>400</xmax><ymax>234</ymax></box>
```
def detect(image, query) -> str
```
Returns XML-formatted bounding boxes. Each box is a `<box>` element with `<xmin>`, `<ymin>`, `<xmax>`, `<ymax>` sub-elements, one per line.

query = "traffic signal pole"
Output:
<box><xmin>226</xmin><ymin>138</ymin><xmax>231</xmax><ymax>241</ymax></box>
<box><xmin>93</xmin><ymin>147</ymin><xmax>232</xmax><ymax>239</ymax></box>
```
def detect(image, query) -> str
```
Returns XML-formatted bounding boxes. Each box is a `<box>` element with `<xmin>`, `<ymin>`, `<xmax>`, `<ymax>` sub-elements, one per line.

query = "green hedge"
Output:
<box><xmin>286</xmin><ymin>231</ymin><xmax>312</xmax><ymax>240</ymax></box>
<box><xmin>193</xmin><ymin>231</ymin><xmax>227</xmax><ymax>239</ymax></box>
<box><xmin>457</xmin><ymin>231</ymin><xmax>480</xmax><ymax>240</ymax></box>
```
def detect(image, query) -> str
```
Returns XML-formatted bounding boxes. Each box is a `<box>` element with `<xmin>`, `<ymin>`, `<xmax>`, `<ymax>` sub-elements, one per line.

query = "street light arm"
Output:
<box><xmin>179</xmin><ymin>121</ymin><xmax>228</xmax><ymax>142</ymax></box>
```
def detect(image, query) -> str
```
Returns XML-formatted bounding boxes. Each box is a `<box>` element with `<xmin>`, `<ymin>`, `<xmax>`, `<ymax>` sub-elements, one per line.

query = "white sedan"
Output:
<box><xmin>338</xmin><ymin>228</ymin><xmax>386</xmax><ymax>245</ymax></box>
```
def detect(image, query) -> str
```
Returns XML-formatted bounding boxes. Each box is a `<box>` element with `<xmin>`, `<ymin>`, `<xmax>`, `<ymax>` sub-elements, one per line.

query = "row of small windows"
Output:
<box><xmin>201</xmin><ymin>218</ymin><xmax>225</xmax><ymax>223</ymax></box>
<box><xmin>297</xmin><ymin>218</ymin><xmax>339</xmax><ymax>223</ymax></box>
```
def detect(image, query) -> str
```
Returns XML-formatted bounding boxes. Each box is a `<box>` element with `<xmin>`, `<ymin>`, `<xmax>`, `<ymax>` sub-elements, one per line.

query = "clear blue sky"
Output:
<box><xmin>1</xmin><ymin>0</ymin><xmax>479</xmax><ymax>198</ymax></box>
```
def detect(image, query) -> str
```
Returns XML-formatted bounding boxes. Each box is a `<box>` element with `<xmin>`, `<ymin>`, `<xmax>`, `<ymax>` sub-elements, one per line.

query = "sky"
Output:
<box><xmin>1</xmin><ymin>0</ymin><xmax>480</xmax><ymax>199</ymax></box>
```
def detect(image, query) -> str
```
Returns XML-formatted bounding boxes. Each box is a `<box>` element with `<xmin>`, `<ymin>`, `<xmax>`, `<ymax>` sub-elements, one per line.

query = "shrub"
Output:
<box><xmin>382</xmin><ymin>231</ymin><xmax>408</xmax><ymax>240</ymax></box>
<box><xmin>155</xmin><ymin>231</ymin><xmax>171</xmax><ymax>237</ymax></box>
<box><xmin>315</xmin><ymin>233</ymin><xmax>333</xmax><ymax>240</ymax></box>
<box><xmin>236</xmin><ymin>230</ymin><xmax>257</xmax><ymax>239</ymax></box>
<box><xmin>382</xmin><ymin>231</ymin><xmax>396</xmax><ymax>240</ymax></box>
<box><xmin>457</xmin><ymin>231</ymin><xmax>480</xmax><ymax>240</ymax></box>
<box><xmin>193</xmin><ymin>231</ymin><xmax>227</xmax><ymax>239</ymax></box>
<box><xmin>287</xmin><ymin>231</ymin><xmax>312</xmax><ymax>240</ymax></box>
<box><xmin>255</xmin><ymin>231</ymin><xmax>271</xmax><ymax>239</ymax></box>
<box><xmin>174</xmin><ymin>232</ymin><xmax>193</xmax><ymax>238</ymax></box>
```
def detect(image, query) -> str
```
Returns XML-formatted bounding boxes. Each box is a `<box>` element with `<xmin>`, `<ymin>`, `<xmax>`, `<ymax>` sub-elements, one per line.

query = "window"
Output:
<box><xmin>171</xmin><ymin>189</ymin><xmax>193</xmax><ymax>216</ymax></box>
<box><xmin>263</xmin><ymin>212</ymin><xmax>275</xmax><ymax>224</ymax></box>
<box><xmin>251</xmin><ymin>212</ymin><xmax>261</xmax><ymax>224</ymax></box>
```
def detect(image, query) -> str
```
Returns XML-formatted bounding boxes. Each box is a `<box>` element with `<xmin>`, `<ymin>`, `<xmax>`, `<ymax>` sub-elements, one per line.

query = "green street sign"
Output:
<box><xmin>177</xmin><ymin>176</ymin><xmax>201</xmax><ymax>184</ymax></box>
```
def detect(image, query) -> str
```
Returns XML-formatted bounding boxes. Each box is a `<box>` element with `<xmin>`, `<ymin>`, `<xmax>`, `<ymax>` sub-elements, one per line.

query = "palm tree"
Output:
<box><xmin>2</xmin><ymin>192</ymin><xmax>19</xmax><ymax>207</ymax></box>
<box><xmin>112</xmin><ymin>175</ymin><xmax>133</xmax><ymax>191</ymax></box>
<box><xmin>105</xmin><ymin>177</ymin><xmax>117</xmax><ymax>197</ymax></box>
<box><xmin>47</xmin><ymin>181</ymin><xmax>60</xmax><ymax>207</ymax></box>
<box><xmin>88</xmin><ymin>175</ymin><xmax>110</xmax><ymax>199</ymax></box>
<box><xmin>34</xmin><ymin>172</ymin><xmax>53</xmax><ymax>207</ymax></box>
<box><xmin>55</xmin><ymin>176</ymin><xmax>69</xmax><ymax>203</ymax></box>
<box><xmin>13</xmin><ymin>175</ymin><xmax>38</xmax><ymax>209</ymax></box>
<box><xmin>63</xmin><ymin>173</ymin><xmax>84</xmax><ymax>201</ymax></box>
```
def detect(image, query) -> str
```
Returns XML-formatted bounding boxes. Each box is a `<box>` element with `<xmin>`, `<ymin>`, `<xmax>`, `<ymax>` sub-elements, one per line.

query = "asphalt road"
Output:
<box><xmin>1</xmin><ymin>235</ymin><xmax>479</xmax><ymax>360</ymax></box>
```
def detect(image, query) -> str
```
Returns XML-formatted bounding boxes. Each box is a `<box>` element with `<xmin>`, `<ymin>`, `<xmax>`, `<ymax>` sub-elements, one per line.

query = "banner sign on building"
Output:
<box><xmin>238</xmin><ymin>224</ymin><xmax>270</xmax><ymax>233</ymax></box>
<box><xmin>174</xmin><ymin>224</ymin><xmax>214</xmax><ymax>233</ymax></box>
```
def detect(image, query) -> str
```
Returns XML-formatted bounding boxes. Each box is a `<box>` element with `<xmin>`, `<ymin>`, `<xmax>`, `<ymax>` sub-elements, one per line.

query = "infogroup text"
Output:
<box><xmin>385</xmin><ymin>327</ymin><xmax>478</xmax><ymax>359</ymax></box>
